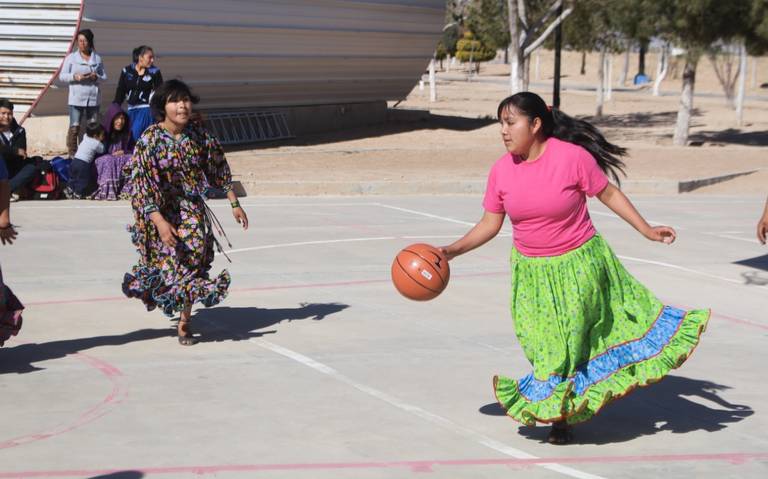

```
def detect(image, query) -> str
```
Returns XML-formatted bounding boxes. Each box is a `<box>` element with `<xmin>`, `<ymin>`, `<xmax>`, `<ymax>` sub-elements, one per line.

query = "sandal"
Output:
<box><xmin>177</xmin><ymin>320</ymin><xmax>197</xmax><ymax>346</ymax></box>
<box><xmin>547</xmin><ymin>421</ymin><xmax>573</xmax><ymax>445</ymax></box>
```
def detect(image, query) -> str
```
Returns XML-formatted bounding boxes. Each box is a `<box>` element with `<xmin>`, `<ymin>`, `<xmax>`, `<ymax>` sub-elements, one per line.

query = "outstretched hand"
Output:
<box><xmin>232</xmin><ymin>206</ymin><xmax>249</xmax><ymax>230</ymax></box>
<box><xmin>0</xmin><ymin>225</ymin><xmax>18</xmax><ymax>245</ymax></box>
<box><xmin>645</xmin><ymin>225</ymin><xmax>676</xmax><ymax>244</ymax></box>
<box><xmin>757</xmin><ymin>215</ymin><xmax>768</xmax><ymax>245</ymax></box>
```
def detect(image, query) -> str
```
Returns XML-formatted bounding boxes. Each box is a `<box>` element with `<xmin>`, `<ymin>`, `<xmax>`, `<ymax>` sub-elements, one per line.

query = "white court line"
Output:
<box><xmin>254</xmin><ymin>338</ymin><xmax>606</xmax><ymax>479</ymax></box>
<box><xmin>590</xmin><ymin>210</ymin><xmax>677</xmax><ymax>228</ymax></box>
<box><xmin>376</xmin><ymin>203</ymin><xmax>514</xmax><ymax>235</ymax></box>
<box><xmin>11</xmin><ymin>201</ymin><xmax>378</xmax><ymax>210</ymax></box>
<box><xmin>702</xmin><ymin>233</ymin><xmax>756</xmax><ymax>243</ymax></box>
<box><xmin>593</xmin><ymin>210</ymin><xmax>759</xmax><ymax>243</ymax></box>
<box><xmin>224</xmin><ymin>236</ymin><xmax>396</xmax><ymax>255</ymax></box>
<box><xmin>615</xmin><ymin>255</ymin><xmax>752</xmax><ymax>286</ymax></box>
<box><xmin>374</xmin><ymin>203</ymin><xmax>478</xmax><ymax>226</ymax></box>
<box><xmin>379</xmin><ymin>203</ymin><xmax>766</xmax><ymax>290</ymax></box>
<box><xmin>220</xmin><ymin>233</ymin><xmax>514</xmax><ymax>256</ymax></box>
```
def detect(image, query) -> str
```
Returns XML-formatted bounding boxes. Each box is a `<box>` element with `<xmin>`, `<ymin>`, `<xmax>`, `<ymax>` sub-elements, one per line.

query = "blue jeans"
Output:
<box><xmin>9</xmin><ymin>162</ymin><xmax>36</xmax><ymax>193</ymax></box>
<box><xmin>68</xmin><ymin>105</ymin><xmax>99</xmax><ymax>127</ymax></box>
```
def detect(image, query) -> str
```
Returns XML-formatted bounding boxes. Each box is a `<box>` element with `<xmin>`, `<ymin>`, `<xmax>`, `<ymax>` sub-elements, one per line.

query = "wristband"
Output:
<box><xmin>230</xmin><ymin>200</ymin><xmax>240</xmax><ymax>209</ymax></box>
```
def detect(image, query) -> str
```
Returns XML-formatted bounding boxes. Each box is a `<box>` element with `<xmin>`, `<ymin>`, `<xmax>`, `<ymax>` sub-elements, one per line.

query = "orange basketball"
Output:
<box><xmin>391</xmin><ymin>243</ymin><xmax>450</xmax><ymax>301</ymax></box>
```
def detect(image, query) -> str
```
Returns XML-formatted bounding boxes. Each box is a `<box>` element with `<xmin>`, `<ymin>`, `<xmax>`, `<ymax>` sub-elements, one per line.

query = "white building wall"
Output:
<box><xmin>3</xmin><ymin>0</ymin><xmax>444</xmax><ymax>119</ymax></box>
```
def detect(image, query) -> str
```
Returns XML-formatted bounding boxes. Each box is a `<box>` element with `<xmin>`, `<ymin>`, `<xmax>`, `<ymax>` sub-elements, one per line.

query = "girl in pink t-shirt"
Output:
<box><xmin>440</xmin><ymin>92</ymin><xmax>709</xmax><ymax>444</ymax></box>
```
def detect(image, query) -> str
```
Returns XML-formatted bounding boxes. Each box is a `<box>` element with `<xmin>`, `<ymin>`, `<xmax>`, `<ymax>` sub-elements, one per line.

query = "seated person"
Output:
<box><xmin>0</xmin><ymin>99</ymin><xmax>35</xmax><ymax>201</ymax></box>
<box><xmin>65</xmin><ymin>123</ymin><xmax>105</xmax><ymax>199</ymax></box>
<box><xmin>93</xmin><ymin>103</ymin><xmax>133</xmax><ymax>200</ymax></box>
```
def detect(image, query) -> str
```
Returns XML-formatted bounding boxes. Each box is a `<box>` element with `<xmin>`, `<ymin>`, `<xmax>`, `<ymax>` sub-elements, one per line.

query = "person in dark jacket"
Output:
<box><xmin>0</xmin><ymin>99</ymin><xmax>35</xmax><ymax>201</ymax></box>
<box><xmin>113</xmin><ymin>45</ymin><xmax>163</xmax><ymax>143</ymax></box>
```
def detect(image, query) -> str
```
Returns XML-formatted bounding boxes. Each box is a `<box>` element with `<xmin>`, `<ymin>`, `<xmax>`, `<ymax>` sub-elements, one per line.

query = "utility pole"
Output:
<box><xmin>552</xmin><ymin>1</ymin><xmax>563</xmax><ymax>107</ymax></box>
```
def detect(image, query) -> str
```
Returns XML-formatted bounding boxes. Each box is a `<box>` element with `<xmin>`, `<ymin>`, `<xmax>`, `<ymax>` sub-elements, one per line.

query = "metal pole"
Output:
<box><xmin>553</xmin><ymin>2</ymin><xmax>563</xmax><ymax>108</ymax></box>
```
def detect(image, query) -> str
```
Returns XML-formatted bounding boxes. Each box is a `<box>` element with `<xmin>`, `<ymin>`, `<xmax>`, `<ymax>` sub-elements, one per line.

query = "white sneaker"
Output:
<box><xmin>9</xmin><ymin>193</ymin><xmax>19</xmax><ymax>202</ymax></box>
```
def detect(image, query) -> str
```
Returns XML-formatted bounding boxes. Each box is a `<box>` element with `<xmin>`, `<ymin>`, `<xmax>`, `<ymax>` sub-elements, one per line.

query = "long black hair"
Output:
<box><xmin>497</xmin><ymin>92</ymin><xmax>626</xmax><ymax>184</ymax></box>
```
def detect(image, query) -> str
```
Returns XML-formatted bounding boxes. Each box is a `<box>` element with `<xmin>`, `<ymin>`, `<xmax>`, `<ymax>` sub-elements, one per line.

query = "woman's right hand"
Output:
<box><xmin>438</xmin><ymin>246</ymin><xmax>457</xmax><ymax>261</ymax></box>
<box><xmin>0</xmin><ymin>225</ymin><xmax>18</xmax><ymax>245</ymax></box>
<box><xmin>153</xmin><ymin>217</ymin><xmax>179</xmax><ymax>248</ymax></box>
<box><xmin>758</xmin><ymin>213</ymin><xmax>768</xmax><ymax>245</ymax></box>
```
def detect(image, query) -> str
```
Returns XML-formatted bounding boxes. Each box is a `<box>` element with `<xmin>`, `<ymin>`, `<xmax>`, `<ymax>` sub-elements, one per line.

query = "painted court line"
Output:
<box><xmin>251</xmin><ymin>338</ymin><xmax>606</xmax><ymax>479</ymax></box>
<box><xmin>1</xmin><ymin>453</ymin><xmax>766</xmax><ymax>478</ymax></box>
<box><xmin>11</xmin><ymin>201</ymin><xmax>379</xmax><ymax>211</ymax></box>
<box><xmin>380</xmin><ymin>203</ymin><xmax>766</xmax><ymax>291</ymax></box>
<box><xmin>0</xmin><ymin>351</ymin><xmax>125</xmax><ymax>451</ymax></box>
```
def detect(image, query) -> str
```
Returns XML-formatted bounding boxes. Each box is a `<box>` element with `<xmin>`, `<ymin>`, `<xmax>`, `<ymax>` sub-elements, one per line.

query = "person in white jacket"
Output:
<box><xmin>59</xmin><ymin>29</ymin><xmax>107</xmax><ymax>157</ymax></box>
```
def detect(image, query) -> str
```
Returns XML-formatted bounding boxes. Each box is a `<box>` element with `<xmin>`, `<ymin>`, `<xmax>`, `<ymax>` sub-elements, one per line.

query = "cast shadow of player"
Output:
<box><xmin>479</xmin><ymin>375</ymin><xmax>753</xmax><ymax>445</ymax></box>
<box><xmin>88</xmin><ymin>472</ymin><xmax>144</xmax><ymax>479</ymax></box>
<box><xmin>192</xmin><ymin>302</ymin><xmax>349</xmax><ymax>342</ymax></box>
<box><xmin>0</xmin><ymin>328</ymin><xmax>170</xmax><ymax>375</ymax></box>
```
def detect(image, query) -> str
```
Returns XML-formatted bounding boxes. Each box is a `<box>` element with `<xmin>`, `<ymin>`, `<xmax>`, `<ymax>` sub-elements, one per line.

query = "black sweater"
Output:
<box><xmin>113</xmin><ymin>64</ymin><xmax>163</xmax><ymax>107</ymax></box>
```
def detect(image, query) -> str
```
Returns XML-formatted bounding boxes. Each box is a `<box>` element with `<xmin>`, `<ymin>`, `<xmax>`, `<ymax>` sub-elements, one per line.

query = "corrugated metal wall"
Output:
<box><xmin>0</xmin><ymin>0</ymin><xmax>81</xmax><ymax>117</ymax></box>
<box><xmin>14</xmin><ymin>0</ymin><xmax>444</xmax><ymax>118</ymax></box>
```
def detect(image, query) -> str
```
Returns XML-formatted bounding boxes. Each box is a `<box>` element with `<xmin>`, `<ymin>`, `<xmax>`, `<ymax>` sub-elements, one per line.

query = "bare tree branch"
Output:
<box><xmin>523</xmin><ymin>6</ymin><xmax>573</xmax><ymax>56</ymax></box>
<box><xmin>523</xmin><ymin>0</ymin><xmax>564</xmax><ymax>42</ymax></box>
<box><xmin>517</xmin><ymin>0</ymin><xmax>529</xmax><ymax>30</ymax></box>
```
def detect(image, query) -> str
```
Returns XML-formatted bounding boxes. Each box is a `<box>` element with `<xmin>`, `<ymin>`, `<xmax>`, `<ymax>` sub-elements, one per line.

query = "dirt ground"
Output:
<box><xmin>226</xmin><ymin>49</ymin><xmax>768</xmax><ymax>195</ymax></box>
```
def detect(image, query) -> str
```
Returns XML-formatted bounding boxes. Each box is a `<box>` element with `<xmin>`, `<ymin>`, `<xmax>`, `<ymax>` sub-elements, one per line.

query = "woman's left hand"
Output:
<box><xmin>232</xmin><ymin>207</ymin><xmax>249</xmax><ymax>230</ymax></box>
<box><xmin>644</xmin><ymin>225</ymin><xmax>676</xmax><ymax>244</ymax></box>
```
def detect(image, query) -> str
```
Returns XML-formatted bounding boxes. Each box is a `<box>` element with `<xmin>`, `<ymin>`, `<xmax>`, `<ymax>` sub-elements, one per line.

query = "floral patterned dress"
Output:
<box><xmin>122</xmin><ymin>123</ymin><xmax>233</xmax><ymax>317</ymax></box>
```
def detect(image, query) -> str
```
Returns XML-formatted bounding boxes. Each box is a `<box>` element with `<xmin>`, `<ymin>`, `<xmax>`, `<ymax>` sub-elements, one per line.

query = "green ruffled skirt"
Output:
<box><xmin>494</xmin><ymin>234</ymin><xmax>709</xmax><ymax>426</ymax></box>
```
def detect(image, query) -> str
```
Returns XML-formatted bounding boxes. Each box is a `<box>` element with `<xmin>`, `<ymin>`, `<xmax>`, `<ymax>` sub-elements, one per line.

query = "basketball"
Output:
<box><xmin>391</xmin><ymin>243</ymin><xmax>450</xmax><ymax>301</ymax></box>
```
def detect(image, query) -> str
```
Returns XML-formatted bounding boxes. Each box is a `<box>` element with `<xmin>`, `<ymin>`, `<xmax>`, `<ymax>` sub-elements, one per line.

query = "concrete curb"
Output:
<box><xmin>234</xmin><ymin>169</ymin><xmax>761</xmax><ymax>197</ymax></box>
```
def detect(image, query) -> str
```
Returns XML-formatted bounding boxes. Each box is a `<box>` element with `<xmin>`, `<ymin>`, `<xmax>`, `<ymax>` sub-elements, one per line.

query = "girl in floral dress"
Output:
<box><xmin>440</xmin><ymin>92</ymin><xmax>708</xmax><ymax>444</ymax></box>
<box><xmin>122</xmin><ymin>80</ymin><xmax>249</xmax><ymax>345</ymax></box>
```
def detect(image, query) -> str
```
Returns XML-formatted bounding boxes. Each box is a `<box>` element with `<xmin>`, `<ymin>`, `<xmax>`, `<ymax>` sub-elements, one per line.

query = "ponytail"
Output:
<box><xmin>497</xmin><ymin>92</ymin><xmax>626</xmax><ymax>185</ymax></box>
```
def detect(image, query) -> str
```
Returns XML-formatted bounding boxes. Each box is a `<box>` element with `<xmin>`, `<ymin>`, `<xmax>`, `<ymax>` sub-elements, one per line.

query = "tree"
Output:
<box><xmin>465</xmin><ymin>0</ymin><xmax>510</xmax><ymax>53</ymax></box>
<box><xmin>610</xmin><ymin>0</ymin><xmax>663</xmax><ymax>84</ymax></box>
<box><xmin>658</xmin><ymin>0</ymin><xmax>752</xmax><ymax>145</ymax></box>
<box><xmin>544</xmin><ymin>0</ymin><xmax>622</xmax><ymax>116</ymax></box>
<box><xmin>455</xmin><ymin>31</ymin><xmax>497</xmax><ymax>72</ymax></box>
<box><xmin>508</xmin><ymin>0</ymin><xmax>574</xmax><ymax>93</ymax></box>
<box><xmin>548</xmin><ymin>0</ymin><xmax>596</xmax><ymax>76</ymax></box>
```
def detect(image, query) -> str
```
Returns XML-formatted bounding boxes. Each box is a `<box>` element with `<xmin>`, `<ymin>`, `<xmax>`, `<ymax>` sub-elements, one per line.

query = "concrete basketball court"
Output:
<box><xmin>1</xmin><ymin>194</ymin><xmax>766</xmax><ymax>479</ymax></box>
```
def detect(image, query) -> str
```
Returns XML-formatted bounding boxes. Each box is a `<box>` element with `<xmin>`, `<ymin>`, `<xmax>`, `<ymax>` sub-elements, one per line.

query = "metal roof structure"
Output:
<box><xmin>0</xmin><ymin>0</ymin><xmax>445</xmax><ymax>122</ymax></box>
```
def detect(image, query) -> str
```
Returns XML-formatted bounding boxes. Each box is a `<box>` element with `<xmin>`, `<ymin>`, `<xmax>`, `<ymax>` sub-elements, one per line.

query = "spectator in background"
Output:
<box><xmin>59</xmin><ymin>29</ymin><xmax>107</xmax><ymax>158</ymax></box>
<box><xmin>65</xmin><ymin>122</ymin><xmax>104</xmax><ymax>199</ymax></box>
<box><xmin>0</xmin><ymin>99</ymin><xmax>35</xmax><ymax>201</ymax></box>
<box><xmin>113</xmin><ymin>45</ymin><xmax>163</xmax><ymax>143</ymax></box>
<box><xmin>92</xmin><ymin>103</ymin><xmax>133</xmax><ymax>200</ymax></box>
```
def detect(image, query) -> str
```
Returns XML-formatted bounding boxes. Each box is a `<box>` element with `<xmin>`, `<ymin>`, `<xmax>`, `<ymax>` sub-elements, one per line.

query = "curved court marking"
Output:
<box><xmin>0</xmin><ymin>350</ymin><xmax>125</xmax><ymax>450</ymax></box>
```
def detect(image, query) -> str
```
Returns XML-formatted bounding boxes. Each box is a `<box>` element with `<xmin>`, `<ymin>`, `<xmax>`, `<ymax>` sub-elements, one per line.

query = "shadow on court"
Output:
<box><xmin>0</xmin><ymin>329</ymin><xmax>170</xmax><ymax>375</ymax></box>
<box><xmin>193</xmin><ymin>302</ymin><xmax>349</xmax><ymax>342</ymax></box>
<box><xmin>479</xmin><ymin>375</ymin><xmax>753</xmax><ymax>445</ymax></box>
<box><xmin>88</xmin><ymin>472</ymin><xmax>144</xmax><ymax>479</ymax></box>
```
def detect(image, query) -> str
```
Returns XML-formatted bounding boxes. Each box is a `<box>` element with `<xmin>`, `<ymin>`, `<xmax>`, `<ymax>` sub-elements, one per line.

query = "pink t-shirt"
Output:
<box><xmin>483</xmin><ymin>137</ymin><xmax>609</xmax><ymax>257</ymax></box>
